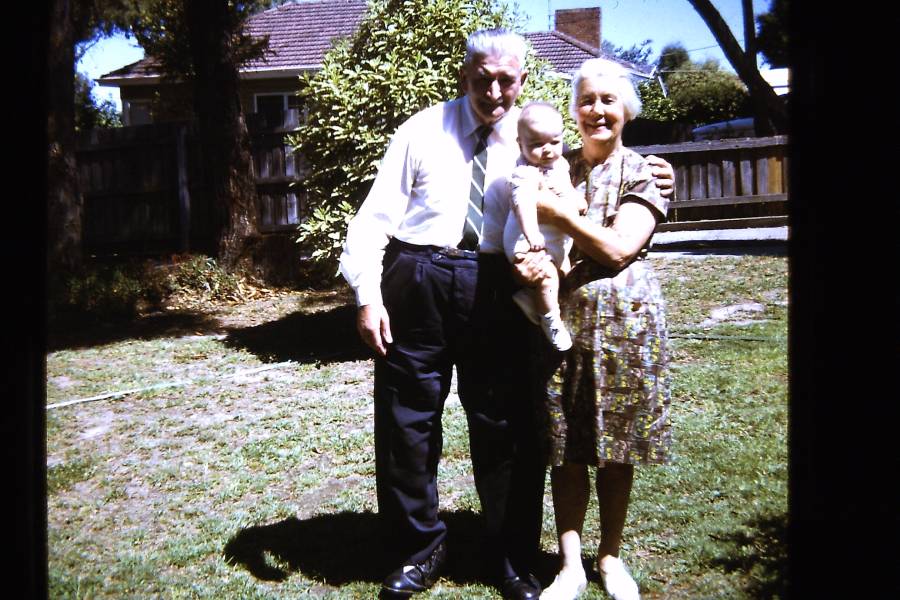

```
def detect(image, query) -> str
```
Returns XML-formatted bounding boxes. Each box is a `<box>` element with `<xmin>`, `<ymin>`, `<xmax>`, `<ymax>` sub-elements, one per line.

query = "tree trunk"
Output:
<box><xmin>47</xmin><ymin>0</ymin><xmax>82</xmax><ymax>272</ymax></box>
<box><xmin>688</xmin><ymin>0</ymin><xmax>788</xmax><ymax>136</ymax></box>
<box><xmin>183</xmin><ymin>0</ymin><xmax>259</xmax><ymax>272</ymax></box>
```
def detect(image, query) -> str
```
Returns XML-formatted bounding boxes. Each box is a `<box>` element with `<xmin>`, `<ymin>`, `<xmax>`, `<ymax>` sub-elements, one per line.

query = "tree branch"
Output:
<box><xmin>687</xmin><ymin>0</ymin><xmax>787</xmax><ymax>134</ymax></box>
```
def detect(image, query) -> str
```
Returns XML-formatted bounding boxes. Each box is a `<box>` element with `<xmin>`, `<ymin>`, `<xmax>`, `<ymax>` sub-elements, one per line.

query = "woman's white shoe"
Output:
<box><xmin>539</xmin><ymin>569</ymin><xmax>587</xmax><ymax>600</ymax></box>
<box><xmin>598</xmin><ymin>557</ymin><xmax>640</xmax><ymax>600</ymax></box>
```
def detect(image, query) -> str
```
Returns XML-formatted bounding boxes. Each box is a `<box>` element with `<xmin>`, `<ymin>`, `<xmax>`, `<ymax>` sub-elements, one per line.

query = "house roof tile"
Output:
<box><xmin>524</xmin><ymin>30</ymin><xmax>652</xmax><ymax>78</ymax></box>
<box><xmin>243</xmin><ymin>0</ymin><xmax>367</xmax><ymax>71</ymax></box>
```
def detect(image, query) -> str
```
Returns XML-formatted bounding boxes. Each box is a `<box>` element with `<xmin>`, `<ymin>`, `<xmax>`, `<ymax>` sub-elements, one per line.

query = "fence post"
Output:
<box><xmin>176</xmin><ymin>124</ymin><xmax>191</xmax><ymax>252</ymax></box>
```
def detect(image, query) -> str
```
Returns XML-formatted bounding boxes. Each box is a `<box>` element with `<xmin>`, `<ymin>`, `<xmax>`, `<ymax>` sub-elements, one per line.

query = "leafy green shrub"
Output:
<box><xmin>48</xmin><ymin>254</ymin><xmax>252</xmax><ymax>323</ymax></box>
<box><xmin>296</xmin><ymin>200</ymin><xmax>357</xmax><ymax>269</ymax></box>
<box><xmin>161</xmin><ymin>254</ymin><xmax>245</xmax><ymax>300</ymax></box>
<box><xmin>637</xmin><ymin>78</ymin><xmax>684</xmax><ymax>122</ymax></box>
<box><xmin>654</xmin><ymin>43</ymin><xmax>752</xmax><ymax>126</ymax></box>
<box><xmin>48</xmin><ymin>259</ymin><xmax>167</xmax><ymax>321</ymax></box>
<box><xmin>664</xmin><ymin>64</ymin><xmax>751</xmax><ymax>125</ymax></box>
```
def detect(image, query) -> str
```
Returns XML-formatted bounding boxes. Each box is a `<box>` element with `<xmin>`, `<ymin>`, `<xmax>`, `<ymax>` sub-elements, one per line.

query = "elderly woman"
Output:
<box><xmin>531</xmin><ymin>58</ymin><xmax>673</xmax><ymax>600</ymax></box>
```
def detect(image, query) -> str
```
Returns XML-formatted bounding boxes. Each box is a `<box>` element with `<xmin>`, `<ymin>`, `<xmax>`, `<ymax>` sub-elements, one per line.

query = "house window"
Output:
<box><xmin>123</xmin><ymin>100</ymin><xmax>152</xmax><ymax>126</ymax></box>
<box><xmin>254</xmin><ymin>93</ymin><xmax>303</xmax><ymax>127</ymax></box>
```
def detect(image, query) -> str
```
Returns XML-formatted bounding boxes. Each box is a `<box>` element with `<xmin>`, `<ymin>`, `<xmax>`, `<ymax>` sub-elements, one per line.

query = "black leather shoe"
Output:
<box><xmin>501</xmin><ymin>573</ymin><xmax>542</xmax><ymax>600</ymax></box>
<box><xmin>380</xmin><ymin>542</ymin><xmax>447</xmax><ymax>597</ymax></box>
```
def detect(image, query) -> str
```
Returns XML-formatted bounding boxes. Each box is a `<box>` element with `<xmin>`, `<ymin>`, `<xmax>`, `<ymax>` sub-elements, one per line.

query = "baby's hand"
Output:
<box><xmin>575</xmin><ymin>194</ymin><xmax>589</xmax><ymax>215</ymax></box>
<box><xmin>526</xmin><ymin>232</ymin><xmax>546</xmax><ymax>252</ymax></box>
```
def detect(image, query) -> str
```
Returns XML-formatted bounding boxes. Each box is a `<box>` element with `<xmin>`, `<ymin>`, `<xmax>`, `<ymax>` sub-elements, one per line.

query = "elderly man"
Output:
<box><xmin>339</xmin><ymin>29</ymin><xmax>671</xmax><ymax>599</ymax></box>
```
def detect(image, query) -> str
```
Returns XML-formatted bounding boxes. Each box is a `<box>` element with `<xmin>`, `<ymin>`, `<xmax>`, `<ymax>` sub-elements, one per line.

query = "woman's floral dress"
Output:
<box><xmin>542</xmin><ymin>146</ymin><xmax>672</xmax><ymax>467</ymax></box>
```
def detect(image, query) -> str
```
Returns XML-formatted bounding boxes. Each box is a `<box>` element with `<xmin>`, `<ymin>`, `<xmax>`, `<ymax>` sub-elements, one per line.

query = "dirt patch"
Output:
<box><xmin>699</xmin><ymin>301</ymin><xmax>766</xmax><ymax>328</ymax></box>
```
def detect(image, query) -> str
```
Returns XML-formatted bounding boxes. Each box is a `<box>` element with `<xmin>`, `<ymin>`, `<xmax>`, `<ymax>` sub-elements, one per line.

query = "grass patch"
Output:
<box><xmin>47</xmin><ymin>254</ymin><xmax>787</xmax><ymax>598</ymax></box>
<box><xmin>47</xmin><ymin>457</ymin><xmax>97</xmax><ymax>495</ymax></box>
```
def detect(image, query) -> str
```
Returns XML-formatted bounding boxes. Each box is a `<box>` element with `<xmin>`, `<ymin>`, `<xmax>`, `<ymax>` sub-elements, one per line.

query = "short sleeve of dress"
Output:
<box><xmin>620</xmin><ymin>149</ymin><xmax>669</xmax><ymax>223</ymax></box>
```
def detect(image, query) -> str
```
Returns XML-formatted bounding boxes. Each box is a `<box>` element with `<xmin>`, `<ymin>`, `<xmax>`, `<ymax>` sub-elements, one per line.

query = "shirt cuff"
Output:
<box><xmin>354</xmin><ymin>281</ymin><xmax>384</xmax><ymax>307</ymax></box>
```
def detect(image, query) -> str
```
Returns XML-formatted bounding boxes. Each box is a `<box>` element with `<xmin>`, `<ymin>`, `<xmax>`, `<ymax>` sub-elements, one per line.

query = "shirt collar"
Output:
<box><xmin>461</xmin><ymin>96</ymin><xmax>519</xmax><ymax>142</ymax></box>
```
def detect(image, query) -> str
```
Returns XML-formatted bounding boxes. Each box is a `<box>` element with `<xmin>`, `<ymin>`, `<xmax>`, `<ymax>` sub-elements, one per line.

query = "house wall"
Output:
<box><xmin>118</xmin><ymin>76</ymin><xmax>305</xmax><ymax>125</ymax></box>
<box><xmin>119</xmin><ymin>83</ymin><xmax>193</xmax><ymax>124</ymax></box>
<box><xmin>239</xmin><ymin>77</ymin><xmax>303</xmax><ymax>113</ymax></box>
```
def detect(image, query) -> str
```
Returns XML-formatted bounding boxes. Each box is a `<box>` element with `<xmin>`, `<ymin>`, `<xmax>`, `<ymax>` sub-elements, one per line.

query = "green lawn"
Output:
<box><xmin>46</xmin><ymin>254</ymin><xmax>787</xmax><ymax>599</ymax></box>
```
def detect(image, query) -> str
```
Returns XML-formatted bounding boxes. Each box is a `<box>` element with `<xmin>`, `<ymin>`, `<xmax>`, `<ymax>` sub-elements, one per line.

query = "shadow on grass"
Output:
<box><xmin>223</xmin><ymin>509</ymin><xmax>557</xmax><ymax>587</ymax></box>
<box><xmin>224</xmin><ymin>304</ymin><xmax>370</xmax><ymax>365</ymax></box>
<box><xmin>706</xmin><ymin>512</ymin><xmax>788</xmax><ymax>599</ymax></box>
<box><xmin>47</xmin><ymin>309</ymin><xmax>222</xmax><ymax>352</ymax></box>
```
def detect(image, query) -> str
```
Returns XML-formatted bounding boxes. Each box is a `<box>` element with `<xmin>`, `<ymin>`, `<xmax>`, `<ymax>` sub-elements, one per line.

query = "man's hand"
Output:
<box><xmin>512</xmin><ymin>250</ymin><xmax>555</xmax><ymax>287</ymax></box>
<box><xmin>646</xmin><ymin>154</ymin><xmax>675</xmax><ymax>199</ymax></box>
<box><xmin>357</xmin><ymin>303</ymin><xmax>392</xmax><ymax>357</ymax></box>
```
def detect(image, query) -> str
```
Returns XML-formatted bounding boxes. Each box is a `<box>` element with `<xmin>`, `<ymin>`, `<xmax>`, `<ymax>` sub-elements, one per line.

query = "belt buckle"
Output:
<box><xmin>439</xmin><ymin>245</ymin><xmax>476</xmax><ymax>259</ymax></box>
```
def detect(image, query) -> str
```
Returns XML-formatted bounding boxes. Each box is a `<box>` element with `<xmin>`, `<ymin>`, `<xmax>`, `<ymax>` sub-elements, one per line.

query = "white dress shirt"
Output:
<box><xmin>339</xmin><ymin>96</ymin><xmax>522</xmax><ymax>306</ymax></box>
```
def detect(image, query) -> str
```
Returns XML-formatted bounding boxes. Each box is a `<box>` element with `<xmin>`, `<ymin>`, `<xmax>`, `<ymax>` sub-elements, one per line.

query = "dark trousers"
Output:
<box><xmin>374</xmin><ymin>239</ymin><xmax>546</xmax><ymax>579</ymax></box>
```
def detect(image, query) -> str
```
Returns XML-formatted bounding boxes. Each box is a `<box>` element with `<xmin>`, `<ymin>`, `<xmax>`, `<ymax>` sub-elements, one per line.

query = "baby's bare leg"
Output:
<box><xmin>534</xmin><ymin>266</ymin><xmax>572</xmax><ymax>351</ymax></box>
<box><xmin>513</xmin><ymin>199</ymin><xmax>545</xmax><ymax>250</ymax></box>
<box><xmin>534</xmin><ymin>265</ymin><xmax>560</xmax><ymax>315</ymax></box>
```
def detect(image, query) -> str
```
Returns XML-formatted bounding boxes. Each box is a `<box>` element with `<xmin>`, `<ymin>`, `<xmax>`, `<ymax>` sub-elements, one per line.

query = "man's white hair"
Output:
<box><xmin>570</xmin><ymin>58</ymin><xmax>642</xmax><ymax>122</ymax></box>
<box><xmin>464</xmin><ymin>28</ymin><xmax>528</xmax><ymax>67</ymax></box>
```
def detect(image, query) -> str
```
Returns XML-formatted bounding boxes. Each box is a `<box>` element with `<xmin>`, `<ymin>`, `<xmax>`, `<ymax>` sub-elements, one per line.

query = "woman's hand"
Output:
<box><xmin>535</xmin><ymin>187</ymin><xmax>581</xmax><ymax>231</ymax></box>
<box><xmin>546</xmin><ymin>178</ymin><xmax>588</xmax><ymax>215</ymax></box>
<box><xmin>512</xmin><ymin>249</ymin><xmax>555</xmax><ymax>287</ymax></box>
<box><xmin>646</xmin><ymin>154</ymin><xmax>675</xmax><ymax>199</ymax></box>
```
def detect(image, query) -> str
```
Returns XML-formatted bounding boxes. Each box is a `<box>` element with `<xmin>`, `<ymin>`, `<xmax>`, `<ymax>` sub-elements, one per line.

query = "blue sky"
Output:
<box><xmin>79</xmin><ymin>0</ymin><xmax>774</xmax><ymax>111</ymax></box>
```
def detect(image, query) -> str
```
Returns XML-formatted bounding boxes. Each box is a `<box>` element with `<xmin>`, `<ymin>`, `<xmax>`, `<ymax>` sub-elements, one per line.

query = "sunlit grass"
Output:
<box><xmin>46</xmin><ymin>255</ymin><xmax>787</xmax><ymax>599</ymax></box>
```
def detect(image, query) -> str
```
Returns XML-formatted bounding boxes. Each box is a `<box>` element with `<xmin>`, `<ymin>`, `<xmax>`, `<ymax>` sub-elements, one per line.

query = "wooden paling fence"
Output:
<box><xmin>76</xmin><ymin>110</ymin><xmax>306</xmax><ymax>256</ymax></box>
<box><xmin>77</xmin><ymin>122</ymin><xmax>203</xmax><ymax>254</ymax></box>
<box><xmin>77</xmin><ymin>122</ymin><xmax>788</xmax><ymax>258</ymax></box>
<box><xmin>247</xmin><ymin>109</ymin><xmax>306</xmax><ymax>233</ymax></box>
<box><xmin>631</xmin><ymin>135</ymin><xmax>788</xmax><ymax>232</ymax></box>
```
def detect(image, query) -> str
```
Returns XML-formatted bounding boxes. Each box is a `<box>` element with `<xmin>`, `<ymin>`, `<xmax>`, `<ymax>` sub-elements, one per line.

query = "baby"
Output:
<box><xmin>503</xmin><ymin>102</ymin><xmax>587</xmax><ymax>351</ymax></box>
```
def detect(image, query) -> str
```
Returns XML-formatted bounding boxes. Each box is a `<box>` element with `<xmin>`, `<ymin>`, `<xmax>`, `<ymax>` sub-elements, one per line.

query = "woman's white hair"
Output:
<box><xmin>464</xmin><ymin>28</ymin><xmax>528</xmax><ymax>67</ymax></box>
<box><xmin>570</xmin><ymin>58</ymin><xmax>642</xmax><ymax>122</ymax></box>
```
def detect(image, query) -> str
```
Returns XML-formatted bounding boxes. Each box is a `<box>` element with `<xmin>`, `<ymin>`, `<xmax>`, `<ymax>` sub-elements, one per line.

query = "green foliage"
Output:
<box><xmin>756</xmin><ymin>0</ymin><xmax>789</xmax><ymax>67</ymax></box>
<box><xmin>75</xmin><ymin>71</ymin><xmax>122</xmax><ymax>132</ymax></box>
<box><xmin>518</xmin><ymin>54</ymin><xmax>581</xmax><ymax>148</ymax></box>
<box><xmin>47</xmin><ymin>458</ymin><xmax>97</xmax><ymax>494</ymax></box>
<box><xmin>636</xmin><ymin>79</ymin><xmax>682</xmax><ymax>122</ymax></box>
<box><xmin>653</xmin><ymin>43</ymin><xmax>751</xmax><ymax>126</ymax></box>
<box><xmin>72</xmin><ymin>0</ymin><xmax>141</xmax><ymax>47</ymax></box>
<box><xmin>657</xmin><ymin>42</ymin><xmax>691</xmax><ymax>74</ymax></box>
<box><xmin>48</xmin><ymin>260</ymin><xmax>166</xmax><ymax>321</ymax></box>
<box><xmin>162</xmin><ymin>254</ymin><xmax>246</xmax><ymax>300</ymax></box>
<box><xmin>293</xmin><ymin>0</ymin><xmax>575</xmax><ymax>271</ymax></box>
<box><xmin>47</xmin><ymin>255</ymin><xmax>249</xmax><ymax>323</ymax></box>
<box><xmin>664</xmin><ymin>64</ymin><xmax>751</xmax><ymax>125</ymax></box>
<box><xmin>130</xmin><ymin>0</ymin><xmax>281</xmax><ymax>80</ymax></box>
<box><xmin>296</xmin><ymin>200</ymin><xmax>357</xmax><ymax>269</ymax></box>
<box><xmin>601</xmin><ymin>38</ymin><xmax>654</xmax><ymax>66</ymax></box>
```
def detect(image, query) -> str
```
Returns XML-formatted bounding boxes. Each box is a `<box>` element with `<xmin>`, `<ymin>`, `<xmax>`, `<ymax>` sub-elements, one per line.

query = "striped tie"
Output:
<box><xmin>459</xmin><ymin>125</ymin><xmax>492</xmax><ymax>250</ymax></box>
